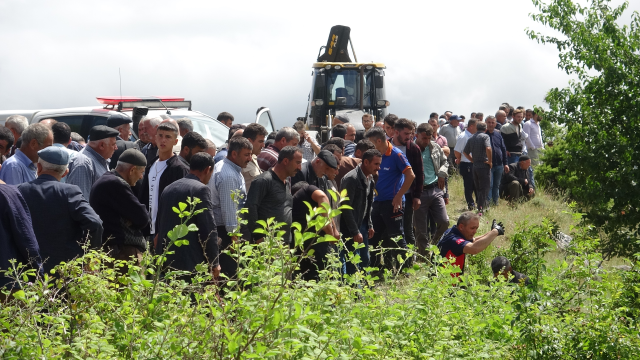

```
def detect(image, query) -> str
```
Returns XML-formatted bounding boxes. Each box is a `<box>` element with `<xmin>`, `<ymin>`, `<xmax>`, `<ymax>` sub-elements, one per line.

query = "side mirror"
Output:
<box><xmin>375</xmin><ymin>75</ymin><xmax>384</xmax><ymax>89</ymax></box>
<box><xmin>336</xmin><ymin>97</ymin><xmax>347</xmax><ymax>106</ymax></box>
<box><xmin>376</xmin><ymin>100</ymin><xmax>390</xmax><ymax>108</ymax></box>
<box><xmin>316</xmin><ymin>73</ymin><xmax>326</xmax><ymax>88</ymax></box>
<box><xmin>131</xmin><ymin>106</ymin><xmax>149</xmax><ymax>136</ymax></box>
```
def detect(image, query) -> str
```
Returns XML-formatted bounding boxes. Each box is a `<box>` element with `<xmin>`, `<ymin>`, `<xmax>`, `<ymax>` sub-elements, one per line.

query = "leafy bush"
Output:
<box><xmin>2</xmin><ymin>194</ymin><xmax>639</xmax><ymax>359</ymax></box>
<box><xmin>527</xmin><ymin>0</ymin><xmax>640</xmax><ymax>257</ymax></box>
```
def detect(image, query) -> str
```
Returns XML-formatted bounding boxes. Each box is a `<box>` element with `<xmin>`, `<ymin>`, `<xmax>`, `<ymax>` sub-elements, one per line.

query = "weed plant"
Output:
<box><xmin>1</xmin><ymin>192</ymin><xmax>639</xmax><ymax>359</ymax></box>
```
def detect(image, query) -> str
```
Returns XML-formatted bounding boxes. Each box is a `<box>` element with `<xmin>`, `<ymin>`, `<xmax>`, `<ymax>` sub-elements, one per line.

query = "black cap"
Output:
<box><xmin>518</xmin><ymin>155</ymin><xmax>531</xmax><ymax>162</ymax></box>
<box><xmin>89</xmin><ymin>125</ymin><xmax>119</xmax><ymax>141</ymax></box>
<box><xmin>334</xmin><ymin>114</ymin><xmax>350</xmax><ymax>123</ymax></box>
<box><xmin>106</xmin><ymin>113</ymin><xmax>132</xmax><ymax>128</ymax></box>
<box><xmin>118</xmin><ymin>148</ymin><xmax>147</xmax><ymax>167</ymax></box>
<box><xmin>317</xmin><ymin>150</ymin><xmax>338</xmax><ymax>169</ymax></box>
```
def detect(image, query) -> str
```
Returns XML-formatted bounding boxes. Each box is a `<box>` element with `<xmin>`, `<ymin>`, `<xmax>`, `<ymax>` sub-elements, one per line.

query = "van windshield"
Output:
<box><xmin>170</xmin><ymin>115</ymin><xmax>228</xmax><ymax>147</ymax></box>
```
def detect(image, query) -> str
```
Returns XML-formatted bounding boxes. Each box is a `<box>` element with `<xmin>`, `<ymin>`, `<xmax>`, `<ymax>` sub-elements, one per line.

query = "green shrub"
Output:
<box><xmin>1</xmin><ymin>197</ymin><xmax>639</xmax><ymax>359</ymax></box>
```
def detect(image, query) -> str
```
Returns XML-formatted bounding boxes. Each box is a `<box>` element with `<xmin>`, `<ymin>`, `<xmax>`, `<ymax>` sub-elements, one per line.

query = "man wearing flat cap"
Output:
<box><xmin>500</xmin><ymin>156</ymin><xmax>535</xmax><ymax>202</ymax></box>
<box><xmin>91</xmin><ymin>149</ymin><xmax>150</xmax><ymax>264</ymax></box>
<box><xmin>17</xmin><ymin>146</ymin><xmax>103</xmax><ymax>274</ymax></box>
<box><xmin>107</xmin><ymin>113</ymin><xmax>140</xmax><ymax>170</ymax></box>
<box><xmin>67</xmin><ymin>125</ymin><xmax>119</xmax><ymax>201</ymax></box>
<box><xmin>290</xmin><ymin>149</ymin><xmax>338</xmax><ymax>197</ymax></box>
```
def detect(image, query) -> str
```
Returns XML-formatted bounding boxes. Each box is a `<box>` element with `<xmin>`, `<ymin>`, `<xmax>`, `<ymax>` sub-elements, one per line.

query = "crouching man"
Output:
<box><xmin>438</xmin><ymin>212</ymin><xmax>505</xmax><ymax>277</ymax></box>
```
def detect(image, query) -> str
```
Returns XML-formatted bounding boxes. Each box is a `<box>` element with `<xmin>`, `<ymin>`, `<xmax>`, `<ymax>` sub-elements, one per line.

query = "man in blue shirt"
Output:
<box><xmin>365</xmin><ymin>127</ymin><xmax>416</xmax><ymax>271</ymax></box>
<box><xmin>0</xmin><ymin>123</ymin><xmax>53</xmax><ymax>185</ymax></box>
<box><xmin>210</xmin><ymin>137</ymin><xmax>253</xmax><ymax>282</ymax></box>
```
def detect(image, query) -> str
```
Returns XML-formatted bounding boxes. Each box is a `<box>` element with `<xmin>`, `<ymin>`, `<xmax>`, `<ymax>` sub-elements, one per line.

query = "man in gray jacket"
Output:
<box><xmin>339</xmin><ymin>149</ymin><xmax>381</xmax><ymax>275</ymax></box>
<box><xmin>413</xmin><ymin>123</ymin><xmax>450</xmax><ymax>256</ymax></box>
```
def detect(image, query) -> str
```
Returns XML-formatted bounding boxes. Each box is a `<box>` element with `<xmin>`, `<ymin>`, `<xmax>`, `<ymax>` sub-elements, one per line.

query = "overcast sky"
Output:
<box><xmin>1</xmin><ymin>0</ymin><xmax>638</xmax><ymax>129</ymax></box>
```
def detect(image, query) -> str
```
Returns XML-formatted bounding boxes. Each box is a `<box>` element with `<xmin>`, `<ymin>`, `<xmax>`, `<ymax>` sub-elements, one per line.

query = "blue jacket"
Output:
<box><xmin>0</xmin><ymin>184</ymin><xmax>42</xmax><ymax>289</ymax></box>
<box><xmin>18</xmin><ymin>175</ymin><xmax>103</xmax><ymax>273</ymax></box>
<box><xmin>487</xmin><ymin>130</ymin><xmax>508</xmax><ymax>167</ymax></box>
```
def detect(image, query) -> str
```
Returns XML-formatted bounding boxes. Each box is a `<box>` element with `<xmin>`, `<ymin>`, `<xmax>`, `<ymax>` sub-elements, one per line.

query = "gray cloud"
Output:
<box><xmin>1</xmin><ymin>0</ymin><xmax>637</xmax><ymax>129</ymax></box>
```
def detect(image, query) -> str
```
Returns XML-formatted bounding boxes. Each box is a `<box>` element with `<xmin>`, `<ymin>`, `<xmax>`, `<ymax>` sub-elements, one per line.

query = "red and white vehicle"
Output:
<box><xmin>0</xmin><ymin>96</ymin><xmax>276</xmax><ymax>147</ymax></box>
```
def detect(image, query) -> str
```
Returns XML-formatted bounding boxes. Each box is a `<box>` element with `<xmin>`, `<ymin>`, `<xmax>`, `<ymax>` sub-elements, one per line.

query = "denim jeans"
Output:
<box><xmin>507</xmin><ymin>154</ymin><xmax>520</xmax><ymax>164</ymax></box>
<box><xmin>488</xmin><ymin>165</ymin><xmax>504</xmax><ymax>206</ymax></box>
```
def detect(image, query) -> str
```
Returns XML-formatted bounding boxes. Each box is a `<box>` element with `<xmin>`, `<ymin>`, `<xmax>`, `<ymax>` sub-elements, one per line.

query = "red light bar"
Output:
<box><xmin>96</xmin><ymin>96</ymin><xmax>185</xmax><ymax>106</ymax></box>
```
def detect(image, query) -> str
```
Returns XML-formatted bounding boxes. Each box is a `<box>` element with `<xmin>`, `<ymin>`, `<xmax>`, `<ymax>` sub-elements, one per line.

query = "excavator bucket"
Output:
<box><xmin>317</xmin><ymin>25</ymin><xmax>352</xmax><ymax>62</ymax></box>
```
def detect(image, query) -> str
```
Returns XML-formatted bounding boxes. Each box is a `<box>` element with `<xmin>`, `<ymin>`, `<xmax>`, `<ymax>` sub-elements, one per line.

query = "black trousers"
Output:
<box><xmin>369</xmin><ymin>200</ymin><xmax>408</xmax><ymax>271</ymax></box>
<box><xmin>217</xmin><ymin>226</ymin><xmax>238</xmax><ymax>282</ymax></box>
<box><xmin>403</xmin><ymin>193</ymin><xmax>415</xmax><ymax>248</ymax></box>
<box><xmin>295</xmin><ymin>240</ymin><xmax>337</xmax><ymax>282</ymax></box>
<box><xmin>459</xmin><ymin>162</ymin><xmax>476</xmax><ymax>208</ymax></box>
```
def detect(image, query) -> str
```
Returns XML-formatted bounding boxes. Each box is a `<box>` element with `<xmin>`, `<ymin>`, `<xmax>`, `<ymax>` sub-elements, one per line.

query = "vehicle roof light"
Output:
<box><xmin>325</xmin><ymin>65</ymin><xmax>332</xmax><ymax>69</ymax></box>
<box><xmin>334</xmin><ymin>65</ymin><xmax>341</xmax><ymax>69</ymax></box>
<box><xmin>366</xmin><ymin>65</ymin><xmax>373</xmax><ymax>70</ymax></box>
<box><xmin>96</xmin><ymin>96</ymin><xmax>185</xmax><ymax>106</ymax></box>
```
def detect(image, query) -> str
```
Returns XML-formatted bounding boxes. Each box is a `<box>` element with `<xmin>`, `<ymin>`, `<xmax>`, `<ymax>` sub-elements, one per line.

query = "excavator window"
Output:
<box><xmin>326</xmin><ymin>69</ymin><xmax>373</xmax><ymax>107</ymax></box>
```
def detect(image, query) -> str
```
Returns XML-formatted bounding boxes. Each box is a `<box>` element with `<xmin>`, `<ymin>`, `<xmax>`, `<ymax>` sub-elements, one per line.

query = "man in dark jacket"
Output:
<box><xmin>485</xmin><ymin>116</ymin><xmax>509</xmax><ymax>206</ymax></box>
<box><xmin>107</xmin><ymin>113</ymin><xmax>140</xmax><ymax>170</ymax></box>
<box><xmin>155</xmin><ymin>152</ymin><xmax>220</xmax><ymax>281</ymax></box>
<box><xmin>139</xmin><ymin>123</ymin><xmax>189</xmax><ymax>239</ymax></box>
<box><xmin>391</xmin><ymin>118</ymin><xmax>424</xmax><ymax>250</ymax></box>
<box><xmin>290</xmin><ymin>150</ymin><xmax>337</xmax><ymax>195</ymax></box>
<box><xmin>91</xmin><ymin>149</ymin><xmax>150</xmax><ymax>263</ymax></box>
<box><xmin>0</xmin><ymin>181</ymin><xmax>42</xmax><ymax>293</ymax></box>
<box><xmin>500</xmin><ymin>156</ymin><xmax>535</xmax><ymax>202</ymax></box>
<box><xmin>339</xmin><ymin>149</ymin><xmax>380</xmax><ymax>274</ymax></box>
<box><xmin>245</xmin><ymin>146</ymin><xmax>302</xmax><ymax>244</ymax></box>
<box><xmin>17</xmin><ymin>147</ymin><xmax>102</xmax><ymax>273</ymax></box>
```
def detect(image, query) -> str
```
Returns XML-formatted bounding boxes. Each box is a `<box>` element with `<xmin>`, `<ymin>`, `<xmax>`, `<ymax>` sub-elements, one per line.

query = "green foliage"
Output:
<box><xmin>527</xmin><ymin>0</ymin><xmax>640</xmax><ymax>257</ymax></box>
<box><xmin>2</xmin><ymin>196</ymin><xmax>640</xmax><ymax>359</ymax></box>
<box><xmin>536</xmin><ymin>140</ymin><xmax>571</xmax><ymax>192</ymax></box>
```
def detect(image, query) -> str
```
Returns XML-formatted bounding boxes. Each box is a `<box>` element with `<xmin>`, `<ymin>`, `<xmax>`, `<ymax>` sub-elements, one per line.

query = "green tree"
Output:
<box><xmin>528</xmin><ymin>0</ymin><xmax>640</xmax><ymax>258</ymax></box>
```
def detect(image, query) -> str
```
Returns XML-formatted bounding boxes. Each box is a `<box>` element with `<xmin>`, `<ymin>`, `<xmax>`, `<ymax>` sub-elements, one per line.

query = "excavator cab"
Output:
<box><xmin>301</xmin><ymin>25</ymin><xmax>389</xmax><ymax>143</ymax></box>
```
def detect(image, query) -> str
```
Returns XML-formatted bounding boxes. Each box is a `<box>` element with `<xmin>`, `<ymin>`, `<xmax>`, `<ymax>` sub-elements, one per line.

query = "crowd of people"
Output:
<box><xmin>0</xmin><ymin>102</ymin><xmax>541</xmax><ymax>293</ymax></box>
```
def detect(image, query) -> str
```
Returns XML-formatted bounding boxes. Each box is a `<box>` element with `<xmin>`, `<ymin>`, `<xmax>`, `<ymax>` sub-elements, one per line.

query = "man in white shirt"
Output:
<box><xmin>139</xmin><ymin>122</ymin><xmax>188</xmax><ymax>240</ymax></box>
<box><xmin>523</xmin><ymin>110</ymin><xmax>544</xmax><ymax>165</ymax></box>
<box><xmin>454</xmin><ymin>119</ymin><xmax>477</xmax><ymax>210</ymax></box>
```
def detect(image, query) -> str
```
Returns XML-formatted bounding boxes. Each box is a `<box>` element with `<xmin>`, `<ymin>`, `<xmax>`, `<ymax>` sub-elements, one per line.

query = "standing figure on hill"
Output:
<box><xmin>454</xmin><ymin>119</ymin><xmax>477</xmax><ymax>210</ymax></box>
<box><xmin>18</xmin><ymin>146</ymin><xmax>103</xmax><ymax>273</ymax></box>
<box><xmin>139</xmin><ymin>122</ymin><xmax>189</xmax><ymax>244</ymax></box>
<box><xmin>390</xmin><ymin>118</ymin><xmax>423</xmax><ymax>251</ymax></box>
<box><xmin>91</xmin><ymin>149</ymin><xmax>150</xmax><ymax>265</ymax></box>
<box><xmin>365</xmin><ymin>127</ymin><xmax>416</xmax><ymax>271</ymax></box>
<box><xmin>246</xmin><ymin>146</ymin><xmax>302</xmax><ymax>245</ymax></box>
<box><xmin>500</xmin><ymin>108</ymin><xmax>528</xmax><ymax>164</ymax></box>
<box><xmin>463</xmin><ymin>122</ymin><xmax>492</xmax><ymax>212</ymax></box>
<box><xmin>339</xmin><ymin>149</ymin><xmax>380</xmax><ymax>274</ymax></box>
<box><xmin>413</xmin><ymin>123</ymin><xmax>449</xmax><ymax>254</ymax></box>
<box><xmin>155</xmin><ymin>153</ymin><xmax>219</xmax><ymax>282</ymax></box>
<box><xmin>439</xmin><ymin>115</ymin><xmax>462</xmax><ymax>171</ymax></box>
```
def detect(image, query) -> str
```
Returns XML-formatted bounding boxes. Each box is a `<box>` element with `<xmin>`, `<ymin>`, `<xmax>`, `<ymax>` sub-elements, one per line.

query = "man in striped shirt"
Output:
<box><xmin>210</xmin><ymin>137</ymin><xmax>254</xmax><ymax>281</ymax></box>
<box><xmin>257</xmin><ymin>127</ymin><xmax>299</xmax><ymax>171</ymax></box>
